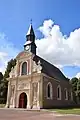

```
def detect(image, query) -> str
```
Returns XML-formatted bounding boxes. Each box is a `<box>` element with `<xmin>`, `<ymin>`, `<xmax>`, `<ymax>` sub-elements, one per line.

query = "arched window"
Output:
<box><xmin>46</xmin><ymin>82</ymin><xmax>52</xmax><ymax>99</ymax></box>
<box><xmin>57</xmin><ymin>85</ymin><xmax>61</xmax><ymax>100</ymax></box>
<box><xmin>70</xmin><ymin>91</ymin><xmax>73</xmax><ymax>101</ymax></box>
<box><xmin>64</xmin><ymin>88</ymin><xmax>68</xmax><ymax>100</ymax></box>
<box><xmin>21</xmin><ymin>62</ymin><xmax>27</xmax><ymax>75</ymax></box>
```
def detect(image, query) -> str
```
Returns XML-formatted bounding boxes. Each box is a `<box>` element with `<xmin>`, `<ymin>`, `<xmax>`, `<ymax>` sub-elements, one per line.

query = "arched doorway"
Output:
<box><xmin>19</xmin><ymin>92</ymin><xmax>27</xmax><ymax>108</ymax></box>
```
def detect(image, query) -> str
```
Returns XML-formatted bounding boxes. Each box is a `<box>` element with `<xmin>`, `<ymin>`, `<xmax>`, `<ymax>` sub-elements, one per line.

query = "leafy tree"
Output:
<box><xmin>0</xmin><ymin>58</ymin><xmax>16</xmax><ymax>104</ymax></box>
<box><xmin>4</xmin><ymin>59</ymin><xmax>16</xmax><ymax>78</ymax></box>
<box><xmin>0</xmin><ymin>72</ymin><xmax>4</xmax><ymax>103</ymax></box>
<box><xmin>71</xmin><ymin>77</ymin><xmax>78</xmax><ymax>91</ymax></box>
<box><xmin>0</xmin><ymin>72</ymin><xmax>3</xmax><ymax>84</ymax></box>
<box><xmin>78</xmin><ymin>78</ymin><xmax>80</xmax><ymax>90</ymax></box>
<box><xmin>78</xmin><ymin>78</ymin><xmax>80</xmax><ymax>101</ymax></box>
<box><xmin>70</xmin><ymin>77</ymin><xmax>80</xmax><ymax>103</ymax></box>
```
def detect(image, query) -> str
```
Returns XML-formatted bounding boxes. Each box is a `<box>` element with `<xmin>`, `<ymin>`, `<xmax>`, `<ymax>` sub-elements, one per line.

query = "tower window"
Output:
<box><xmin>21</xmin><ymin>62</ymin><xmax>27</xmax><ymax>75</ymax></box>
<box><xmin>46</xmin><ymin>82</ymin><xmax>53</xmax><ymax>99</ymax></box>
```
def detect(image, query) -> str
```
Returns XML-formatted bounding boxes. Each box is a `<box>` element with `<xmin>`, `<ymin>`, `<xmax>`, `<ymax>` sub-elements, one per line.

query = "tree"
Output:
<box><xmin>0</xmin><ymin>72</ymin><xmax>4</xmax><ymax>103</ymax></box>
<box><xmin>0</xmin><ymin>58</ymin><xmax>16</xmax><ymax>104</ymax></box>
<box><xmin>71</xmin><ymin>77</ymin><xmax>78</xmax><ymax>91</ymax></box>
<box><xmin>70</xmin><ymin>77</ymin><xmax>80</xmax><ymax>103</ymax></box>
<box><xmin>78</xmin><ymin>78</ymin><xmax>80</xmax><ymax>101</ymax></box>
<box><xmin>0</xmin><ymin>72</ymin><xmax>3</xmax><ymax>84</ymax></box>
<box><xmin>4</xmin><ymin>59</ymin><xmax>16</xmax><ymax>78</ymax></box>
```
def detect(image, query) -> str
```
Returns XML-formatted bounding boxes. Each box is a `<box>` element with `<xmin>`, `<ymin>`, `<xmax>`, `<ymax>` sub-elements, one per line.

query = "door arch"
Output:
<box><xmin>19</xmin><ymin>92</ymin><xmax>27</xmax><ymax>108</ymax></box>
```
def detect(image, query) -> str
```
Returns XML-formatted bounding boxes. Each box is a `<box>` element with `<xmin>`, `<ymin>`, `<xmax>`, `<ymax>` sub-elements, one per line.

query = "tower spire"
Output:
<box><xmin>24</xmin><ymin>22</ymin><xmax>37</xmax><ymax>54</ymax></box>
<box><xmin>26</xmin><ymin>23</ymin><xmax>35</xmax><ymax>36</ymax></box>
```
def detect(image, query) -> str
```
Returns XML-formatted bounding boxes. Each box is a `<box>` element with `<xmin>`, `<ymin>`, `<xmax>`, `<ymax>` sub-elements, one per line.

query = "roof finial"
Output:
<box><xmin>30</xmin><ymin>19</ymin><xmax>32</xmax><ymax>25</ymax></box>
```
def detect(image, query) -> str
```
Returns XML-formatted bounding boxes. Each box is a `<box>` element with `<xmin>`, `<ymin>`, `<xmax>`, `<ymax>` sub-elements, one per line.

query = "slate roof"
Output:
<box><xmin>26</xmin><ymin>24</ymin><xmax>35</xmax><ymax>36</ymax></box>
<box><xmin>24</xmin><ymin>40</ymin><xmax>32</xmax><ymax>46</ymax></box>
<box><xmin>33</xmin><ymin>55</ymin><xmax>68</xmax><ymax>81</ymax></box>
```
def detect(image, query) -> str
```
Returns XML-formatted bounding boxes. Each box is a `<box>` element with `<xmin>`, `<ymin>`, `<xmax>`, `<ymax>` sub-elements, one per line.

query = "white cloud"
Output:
<box><xmin>36</xmin><ymin>19</ymin><xmax>80</xmax><ymax>68</ymax></box>
<box><xmin>76</xmin><ymin>72</ymin><xmax>80</xmax><ymax>78</ymax></box>
<box><xmin>0</xmin><ymin>33</ymin><xmax>19</xmax><ymax>74</ymax></box>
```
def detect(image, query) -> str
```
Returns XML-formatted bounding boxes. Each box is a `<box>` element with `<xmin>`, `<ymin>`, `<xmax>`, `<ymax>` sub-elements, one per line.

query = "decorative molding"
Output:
<box><xmin>18</xmin><ymin>83</ymin><xmax>30</xmax><ymax>90</ymax></box>
<box><xmin>18</xmin><ymin>61</ymin><xmax>22</xmax><ymax>76</ymax></box>
<box><xmin>37</xmin><ymin>60</ymin><xmax>42</xmax><ymax>73</ymax></box>
<box><xmin>33</xmin><ymin>60</ymin><xmax>42</xmax><ymax>73</ymax></box>
<box><xmin>16</xmin><ymin>51</ymin><xmax>29</xmax><ymax>59</ymax></box>
<box><xmin>32</xmin><ymin>82</ymin><xmax>38</xmax><ymax>106</ymax></box>
<box><xmin>16</xmin><ymin>51</ymin><xmax>32</xmax><ymax>60</ymax></box>
<box><xmin>9</xmin><ymin>66</ymin><xmax>17</xmax><ymax>78</ymax></box>
<box><xmin>11</xmin><ymin>85</ymin><xmax>15</xmax><ymax>96</ymax></box>
<box><xmin>33</xmin><ymin>61</ymin><xmax>37</xmax><ymax>72</ymax></box>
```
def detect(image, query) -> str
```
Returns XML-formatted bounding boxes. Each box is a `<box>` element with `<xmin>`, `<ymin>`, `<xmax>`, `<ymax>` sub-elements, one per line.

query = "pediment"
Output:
<box><xmin>16</xmin><ymin>51</ymin><xmax>31</xmax><ymax>59</ymax></box>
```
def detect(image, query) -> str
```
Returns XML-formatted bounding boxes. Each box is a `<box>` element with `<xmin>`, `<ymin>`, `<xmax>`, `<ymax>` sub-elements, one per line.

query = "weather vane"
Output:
<box><xmin>30</xmin><ymin>19</ymin><xmax>32</xmax><ymax>24</ymax></box>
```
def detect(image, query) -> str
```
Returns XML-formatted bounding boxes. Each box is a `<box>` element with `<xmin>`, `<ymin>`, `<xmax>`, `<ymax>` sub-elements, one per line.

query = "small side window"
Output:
<box><xmin>64</xmin><ymin>88</ymin><xmax>68</xmax><ymax>100</ymax></box>
<box><xmin>57</xmin><ymin>85</ymin><xmax>61</xmax><ymax>100</ymax></box>
<box><xmin>46</xmin><ymin>82</ymin><xmax>53</xmax><ymax>99</ymax></box>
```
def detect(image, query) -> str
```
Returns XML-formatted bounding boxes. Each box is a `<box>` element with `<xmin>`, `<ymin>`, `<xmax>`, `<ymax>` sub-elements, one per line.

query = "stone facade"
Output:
<box><xmin>42</xmin><ymin>74</ymin><xmax>73</xmax><ymax>108</ymax></box>
<box><xmin>5</xmin><ymin>51</ymin><xmax>73</xmax><ymax>109</ymax></box>
<box><xmin>6</xmin><ymin>52</ymin><xmax>42</xmax><ymax>109</ymax></box>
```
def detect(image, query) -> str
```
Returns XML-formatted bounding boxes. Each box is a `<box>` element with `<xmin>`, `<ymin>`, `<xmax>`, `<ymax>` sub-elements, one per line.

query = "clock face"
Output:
<box><xmin>25</xmin><ymin>45</ymin><xmax>29</xmax><ymax>50</ymax></box>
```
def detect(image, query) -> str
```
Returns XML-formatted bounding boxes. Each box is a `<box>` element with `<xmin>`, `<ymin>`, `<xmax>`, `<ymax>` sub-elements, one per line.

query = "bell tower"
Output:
<box><xmin>24</xmin><ymin>23</ymin><xmax>37</xmax><ymax>55</ymax></box>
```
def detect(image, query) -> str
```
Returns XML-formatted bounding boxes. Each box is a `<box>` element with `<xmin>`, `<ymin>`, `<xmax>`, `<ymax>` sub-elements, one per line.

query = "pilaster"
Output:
<box><xmin>5</xmin><ymin>80</ymin><xmax>11</xmax><ymax>108</ymax></box>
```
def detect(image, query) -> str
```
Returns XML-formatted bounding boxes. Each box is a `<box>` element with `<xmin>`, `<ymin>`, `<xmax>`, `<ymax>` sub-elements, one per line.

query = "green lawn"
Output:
<box><xmin>0</xmin><ymin>104</ymin><xmax>5</xmax><ymax>108</ymax></box>
<box><xmin>48</xmin><ymin>108</ymin><xmax>80</xmax><ymax>115</ymax></box>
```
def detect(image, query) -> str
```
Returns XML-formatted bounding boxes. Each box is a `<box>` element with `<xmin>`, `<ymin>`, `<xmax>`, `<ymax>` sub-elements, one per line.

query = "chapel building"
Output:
<box><xmin>6</xmin><ymin>24</ymin><xmax>73</xmax><ymax>109</ymax></box>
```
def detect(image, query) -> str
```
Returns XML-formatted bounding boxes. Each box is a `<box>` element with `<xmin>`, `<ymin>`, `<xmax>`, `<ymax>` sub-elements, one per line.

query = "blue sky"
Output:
<box><xmin>0</xmin><ymin>0</ymin><xmax>80</xmax><ymax>78</ymax></box>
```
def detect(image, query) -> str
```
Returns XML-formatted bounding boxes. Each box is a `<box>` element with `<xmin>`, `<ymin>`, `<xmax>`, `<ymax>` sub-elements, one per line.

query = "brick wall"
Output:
<box><xmin>42</xmin><ymin>75</ymin><xmax>73</xmax><ymax>108</ymax></box>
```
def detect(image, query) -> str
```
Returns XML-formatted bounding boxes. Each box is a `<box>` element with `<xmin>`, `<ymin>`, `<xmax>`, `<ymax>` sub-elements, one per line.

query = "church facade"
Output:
<box><xmin>6</xmin><ymin>24</ymin><xmax>73</xmax><ymax>109</ymax></box>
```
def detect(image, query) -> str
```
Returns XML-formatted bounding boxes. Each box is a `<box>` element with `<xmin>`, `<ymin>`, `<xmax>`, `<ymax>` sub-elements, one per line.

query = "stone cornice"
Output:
<box><xmin>7</xmin><ymin>72</ymin><xmax>41</xmax><ymax>81</ymax></box>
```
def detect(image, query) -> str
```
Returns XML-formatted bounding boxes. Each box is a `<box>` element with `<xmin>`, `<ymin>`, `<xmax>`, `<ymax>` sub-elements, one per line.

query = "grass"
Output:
<box><xmin>48</xmin><ymin>108</ymin><xmax>80</xmax><ymax>114</ymax></box>
<box><xmin>0</xmin><ymin>104</ymin><xmax>5</xmax><ymax>108</ymax></box>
